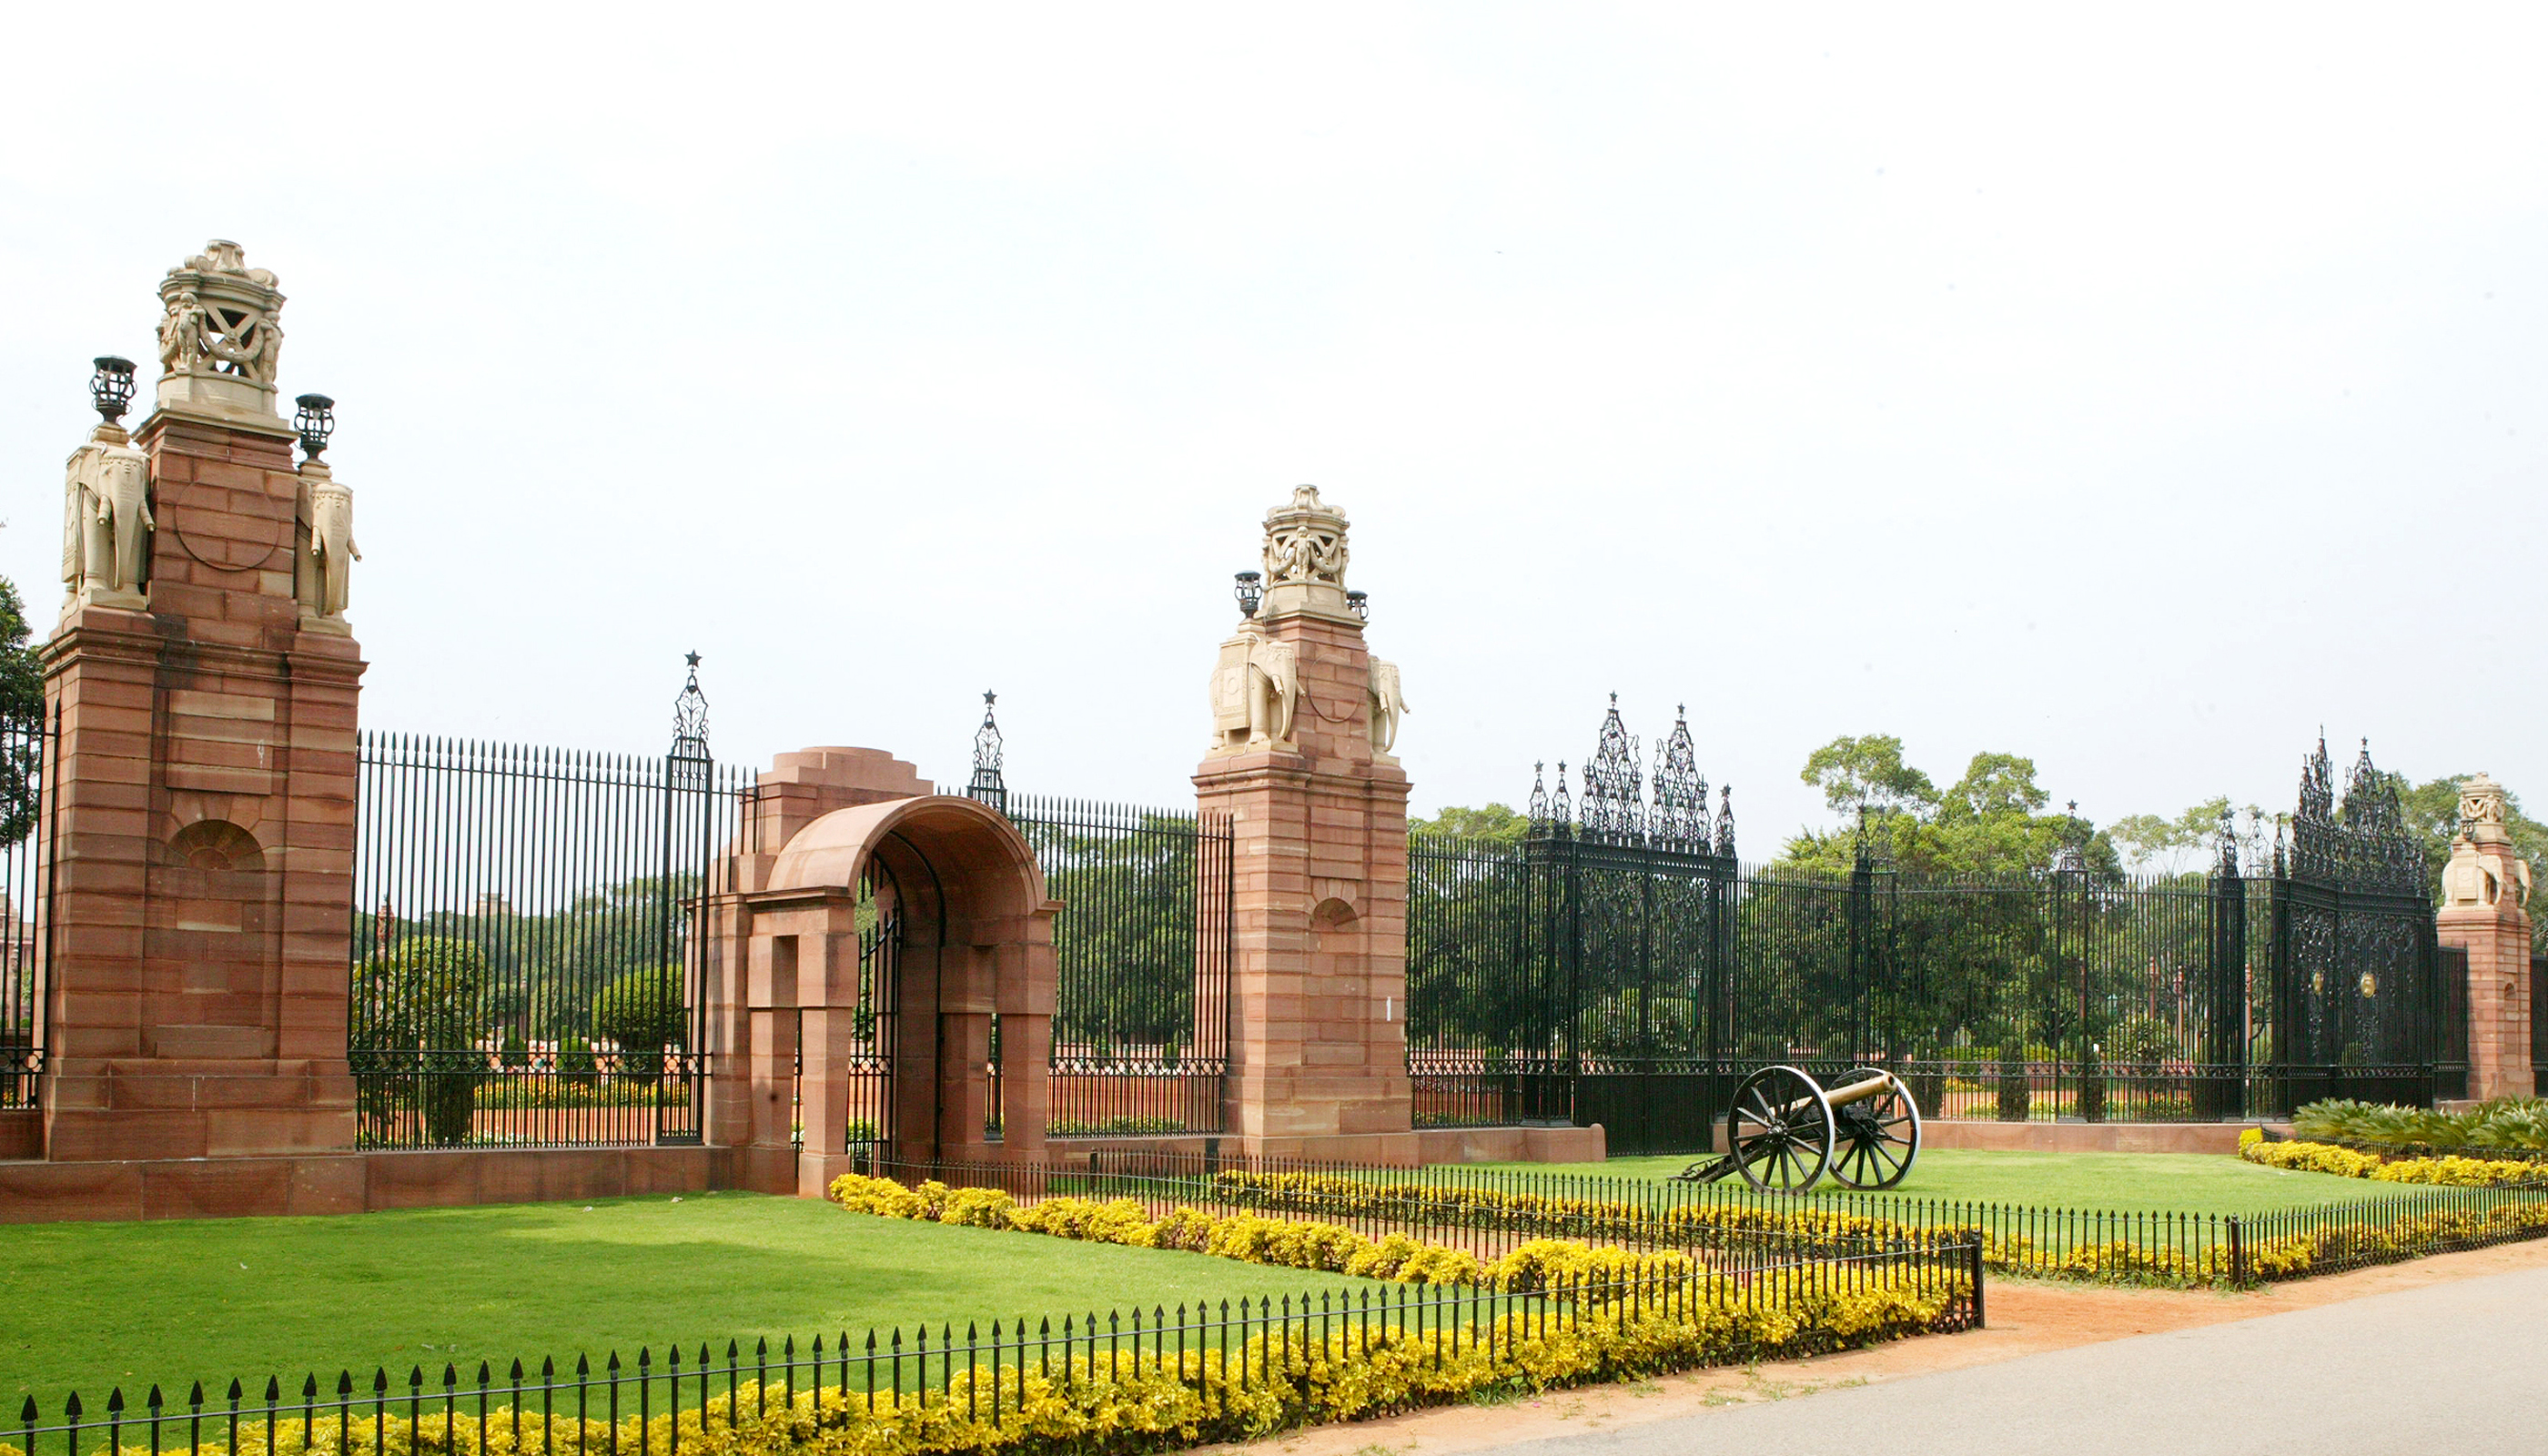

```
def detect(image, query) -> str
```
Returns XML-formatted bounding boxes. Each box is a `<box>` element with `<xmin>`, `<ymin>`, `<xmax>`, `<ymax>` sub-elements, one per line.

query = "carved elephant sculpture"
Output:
<box><xmin>1247</xmin><ymin>638</ymin><xmax>1299</xmax><ymax>744</ymax></box>
<box><xmin>305</xmin><ymin>481</ymin><xmax>361</xmax><ymax>618</ymax></box>
<box><xmin>63</xmin><ymin>443</ymin><xmax>154</xmax><ymax>600</ymax></box>
<box><xmin>1368</xmin><ymin>658</ymin><xmax>1409</xmax><ymax>754</ymax></box>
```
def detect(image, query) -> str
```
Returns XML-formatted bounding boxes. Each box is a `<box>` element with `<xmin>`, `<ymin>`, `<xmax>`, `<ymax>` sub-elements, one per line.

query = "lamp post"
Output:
<box><xmin>89</xmin><ymin>356</ymin><xmax>136</xmax><ymax>424</ymax></box>
<box><xmin>293</xmin><ymin>393</ymin><xmax>336</xmax><ymax>461</ymax></box>
<box><xmin>1233</xmin><ymin>571</ymin><xmax>1263</xmax><ymax>619</ymax></box>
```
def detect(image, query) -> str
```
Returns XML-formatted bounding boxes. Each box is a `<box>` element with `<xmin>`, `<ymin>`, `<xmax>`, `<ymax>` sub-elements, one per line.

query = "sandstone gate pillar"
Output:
<box><xmin>2437</xmin><ymin>773</ymin><xmax>2535</xmax><ymax>1101</ymax></box>
<box><xmin>38</xmin><ymin>240</ymin><xmax>366</xmax><ymax>1161</ymax></box>
<box><xmin>1196</xmin><ymin>487</ymin><xmax>1415</xmax><ymax>1161</ymax></box>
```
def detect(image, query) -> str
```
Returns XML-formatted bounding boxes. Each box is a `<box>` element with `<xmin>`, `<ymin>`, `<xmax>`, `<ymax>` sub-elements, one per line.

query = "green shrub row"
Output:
<box><xmin>2290</xmin><ymin>1097</ymin><xmax>2548</xmax><ymax>1152</ymax></box>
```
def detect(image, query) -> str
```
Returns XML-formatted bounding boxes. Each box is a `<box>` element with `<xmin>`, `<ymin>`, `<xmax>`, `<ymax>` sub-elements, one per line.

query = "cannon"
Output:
<box><xmin>1670</xmin><ymin>1064</ymin><xmax>1923</xmax><ymax>1194</ymax></box>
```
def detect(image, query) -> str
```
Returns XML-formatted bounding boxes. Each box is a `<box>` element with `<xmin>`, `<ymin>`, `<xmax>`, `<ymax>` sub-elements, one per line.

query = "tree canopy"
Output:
<box><xmin>1785</xmin><ymin>736</ymin><xmax>2115</xmax><ymax>877</ymax></box>
<box><xmin>0</xmin><ymin>576</ymin><xmax>42</xmax><ymax>843</ymax></box>
<box><xmin>1410</xmin><ymin>803</ymin><xmax>1530</xmax><ymax>844</ymax></box>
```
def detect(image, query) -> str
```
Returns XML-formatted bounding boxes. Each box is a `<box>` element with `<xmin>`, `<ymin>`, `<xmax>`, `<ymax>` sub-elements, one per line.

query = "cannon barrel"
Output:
<box><xmin>1772</xmin><ymin>1070</ymin><xmax>1893</xmax><ymax>1118</ymax></box>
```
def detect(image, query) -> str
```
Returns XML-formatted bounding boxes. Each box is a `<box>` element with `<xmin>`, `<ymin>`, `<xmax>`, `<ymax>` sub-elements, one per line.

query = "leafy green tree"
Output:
<box><xmin>351</xmin><ymin>936</ymin><xmax>491</xmax><ymax>1145</ymax></box>
<box><xmin>1782</xmin><ymin>743</ymin><xmax>2117</xmax><ymax>878</ymax></box>
<box><xmin>1410</xmin><ymin>804</ymin><xmax>1531</xmax><ymax>844</ymax></box>
<box><xmin>1800</xmin><ymin>734</ymin><xmax>1938</xmax><ymax>818</ymax></box>
<box><xmin>1024</xmin><ymin>814</ymin><xmax>1199</xmax><ymax>1054</ymax></box>
<box><xmin>0</xmin><ymin>577</ymin><xmax>44</xmax><ymax>843</ymax></box>
<box><xmin>592</xmin><ymin>966</ymin><xmax>684</xmax><ymax>1083</ymax></box>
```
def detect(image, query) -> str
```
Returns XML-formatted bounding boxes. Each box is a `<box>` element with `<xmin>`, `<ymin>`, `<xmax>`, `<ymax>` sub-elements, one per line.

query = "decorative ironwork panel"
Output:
<box><xmin>1649</xmin><ymin>707</ymin><xmax>1709</xmax><ymax>851</ymax></box>
<box><xmin>1578</xmin><ymin>696</ymin><xmax>1645</xmax><ymax>844</ymax></box>
<box><xmin>1402</xmin><ymin>731</ymin><xmax>2452</xmax><ymax>1151</ymax></box>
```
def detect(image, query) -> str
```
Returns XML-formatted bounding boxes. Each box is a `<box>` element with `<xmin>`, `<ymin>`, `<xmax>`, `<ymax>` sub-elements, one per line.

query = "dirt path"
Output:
<box><xmin>1213</xmin><ymin>1237</ymin><xmax>2548</xmax><ymax>1456</ymax></box>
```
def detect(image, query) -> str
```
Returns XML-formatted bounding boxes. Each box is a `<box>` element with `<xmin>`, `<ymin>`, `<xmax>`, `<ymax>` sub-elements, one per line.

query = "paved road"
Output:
<box><xmin>1475</xmin><ymin>1262</ymin><xmax>2548</xmax><ymax>1456</ymax></box>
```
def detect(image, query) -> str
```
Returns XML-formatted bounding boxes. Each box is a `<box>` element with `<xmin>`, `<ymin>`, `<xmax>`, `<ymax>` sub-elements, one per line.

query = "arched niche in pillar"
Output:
<box><xmin>757</xmin><ymin>794</ymin><xmax>1057</xmax><ymax>1182</ymax></box>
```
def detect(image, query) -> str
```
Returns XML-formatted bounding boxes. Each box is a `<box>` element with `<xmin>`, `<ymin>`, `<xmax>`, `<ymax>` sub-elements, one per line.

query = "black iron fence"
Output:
<box><xmin>1410</xmin><ymin>775</ymin><xmax>2451</xmax><ymax>1151</ymax></box>
<box><xmin>9</xmin><ymin>1242</ymin><xmax>1975</xmax><ymax>1456</ymax></box>
<box><xmin>0</xmin><ymin>706</ymin><xmax>45</xmax><ymax>1109</ymax></box>
<box><xmin>349</xmin><ymin>732</ymin><xmax>748</xmax><ymax>1149</ymax></box>
<box><xmin>995</xmin><ymin>794</ymin><xmax>1234</xmax><ymax>1138</ymax></box>
<box><xmin>905</xmin><ymin>1146</ymin><xmax>2548</xmax><ymax>1289</ymax></box>
<box><xmin>2534</xmin><ymin>954</ymin><xmax>2547</xmax><ymax>1098</ymax></box>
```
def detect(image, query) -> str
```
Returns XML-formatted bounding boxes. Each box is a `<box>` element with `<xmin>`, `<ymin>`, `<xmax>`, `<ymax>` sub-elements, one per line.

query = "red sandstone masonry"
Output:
<box><xmin>34</xmin><ymin>401</ymin><xmax>366</xmax><ymax>1171</ymax></box>
<box><xmin>1196</xmin><ymin>602</ymin><xmax>1414</xmax><ymax>1163</ymax></box>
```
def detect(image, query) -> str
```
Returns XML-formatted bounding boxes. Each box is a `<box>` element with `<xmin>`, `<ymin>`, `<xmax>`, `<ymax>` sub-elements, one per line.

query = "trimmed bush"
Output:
<box><xmin>2241</xmin><ymin>1137</ymin><xmax>2548</xmax><ymax>1189</ymax></box>
<box><xmin>2290</xmin><ymin>1097</ymin><xmax>2548</xmax><ymax>1153</ymax></box>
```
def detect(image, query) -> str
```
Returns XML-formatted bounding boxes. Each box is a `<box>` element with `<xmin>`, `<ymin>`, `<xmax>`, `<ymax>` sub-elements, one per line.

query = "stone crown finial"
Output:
<box><xmin>157</xmin><ymin>238</ymin><xmax>288</xmax><ymax>421</ymax></box>
<box><xmin>1256</xmin><ymin>485</ymin><xmax>1356</xmax><ymax>622</ymax></box>
<box><xmin>2458</xmin><ymin>772</ymin><xmax>2511</xmax><ymax>845</ymax></box>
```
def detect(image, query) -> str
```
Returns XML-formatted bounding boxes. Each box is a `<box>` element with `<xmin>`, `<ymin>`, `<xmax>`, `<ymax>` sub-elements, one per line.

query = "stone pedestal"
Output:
<box><xmin>37</xmin><ymin>395</ymin><xmax>365</xmax><ymax>1161</ymax></box>
<box><xmin>1197</xmin><ymin>489</ymin><xmax>1414</xmax><ymax>1162</ymax></box>
<box><xmin>2438</xmin><ymin>775</ymin><xmax>2534</xmax><ymax>1101</ymax></box>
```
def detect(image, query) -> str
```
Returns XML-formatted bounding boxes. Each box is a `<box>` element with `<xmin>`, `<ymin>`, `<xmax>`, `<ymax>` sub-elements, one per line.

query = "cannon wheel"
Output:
<box><xmin>1827</xmin><ymin>1067</ymin><xmax>1923</xmax><ymax>1191</ymax></box>
<box><xmin>1724</xmin><ymin>1064</ymin><xmax>1834</xmax><ymax>1194</ymax></box>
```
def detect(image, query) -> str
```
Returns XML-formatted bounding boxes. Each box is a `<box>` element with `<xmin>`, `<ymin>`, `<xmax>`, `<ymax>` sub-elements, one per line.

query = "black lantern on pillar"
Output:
<box><xmin>1346</xmin><ymin>590</ymin><xmax>1369</xmax><ymax>622</ymax></box>
<box><xmin>1233</xmin><ymin>571</ymin><xmax>1264</xmax><ymax>619</ymax></box>
<box><xmin>293</xmin><ymin>393</ymin><xmax>336</xmax><ymax>462</ymax></box>
<box><xmin>89</xmin><ymin>356</ymin><xmax>136</xmax><ymax>424</ymax></box>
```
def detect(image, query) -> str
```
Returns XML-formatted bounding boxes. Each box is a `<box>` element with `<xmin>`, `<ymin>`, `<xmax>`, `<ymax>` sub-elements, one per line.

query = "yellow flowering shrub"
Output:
<box><xmin>2242</xmin><ymin>1201</ymin><xmax>2548</xmax><ymax>1279</ymax></box>
<box><xmin>2240</xmin><ymin>1138</ymin><xmax>2548</xmax><ymax>1188</ymax></box>
<box><xmin>6</xmin><ymin>1269</ymin><xmax>1961</xmax><ymax>1456</ymax></box>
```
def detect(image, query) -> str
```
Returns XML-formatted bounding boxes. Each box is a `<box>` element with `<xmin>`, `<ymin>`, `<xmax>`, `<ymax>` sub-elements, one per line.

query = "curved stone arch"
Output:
<box><xmin>755</xmin><ymin>794</ymin><xmax>1057</xmax><ymax>1186</ymax></box>
<box><xmin>164</xmin><ymin>818</ymin><xmax>267</xmax><ymax>872</ymax></box>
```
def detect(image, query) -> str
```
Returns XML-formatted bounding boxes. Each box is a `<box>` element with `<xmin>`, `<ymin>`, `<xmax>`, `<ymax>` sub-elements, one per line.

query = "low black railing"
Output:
<box><xmin>896</xmin><ymin>1147</ymin><xmax>2548</xmax><ymax>1288</ymax></box>
<box><xmin>11</xmin><ymin>1248</ymin><xmax>1977</xmax><ymax>1456</ymax></box>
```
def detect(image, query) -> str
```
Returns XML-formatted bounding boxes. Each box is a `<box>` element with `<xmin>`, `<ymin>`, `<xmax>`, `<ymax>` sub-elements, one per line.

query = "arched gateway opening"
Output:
<box><xmin>716</xmin><ymin>784</ymin><xmax>1057</xmax><ymax>1195</ymax></box>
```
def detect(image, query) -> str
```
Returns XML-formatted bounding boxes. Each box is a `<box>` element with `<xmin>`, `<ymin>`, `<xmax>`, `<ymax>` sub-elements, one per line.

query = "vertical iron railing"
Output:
<box><xmin>1404</xmin><ymin>844</ymin><xmax>2453</xmax><ymax>1153</ymax></box>
<box><xmin>986</xmin><ymin>793</ymin><xmax>1233</xmax><ymax>1138</ymax></box>
<box><xmin>11</xmin><ymin>1237</ymin><xmax>1977</xmax><ymax>1456</ymax></box>
<box><xmin>2532</xmin><ymin>953</ymin><xmax>2547</xmax><ymax>1099</ymax></box>
<box><xmin>0</xmin><ymin>705</ymin><xmax>47</xmax><ymax>1111</ymax></box>
<box><xmin>348</xmin><ymin>733</ymin><xmax>749</xmax><ymax>1149</ymax></box>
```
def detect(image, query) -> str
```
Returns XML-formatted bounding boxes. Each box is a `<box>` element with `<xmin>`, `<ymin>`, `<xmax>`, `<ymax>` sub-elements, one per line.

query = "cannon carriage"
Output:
<box><xmin>1671</xmin><ymin>1065</ymin><xmax>1923</xmax><ymax>1194</ymax></box>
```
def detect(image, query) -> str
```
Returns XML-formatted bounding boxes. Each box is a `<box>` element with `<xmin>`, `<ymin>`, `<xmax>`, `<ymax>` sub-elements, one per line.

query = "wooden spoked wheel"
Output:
<box><xmin>1724</xmin><ymin>1064</ymin><xmax>1835</xmax><ymax>1194</ymax></box>
<box><xmin>1826</xmin><ymin>1066</ymin><xmax>1923</xmax><ymax>1191</ymax></box>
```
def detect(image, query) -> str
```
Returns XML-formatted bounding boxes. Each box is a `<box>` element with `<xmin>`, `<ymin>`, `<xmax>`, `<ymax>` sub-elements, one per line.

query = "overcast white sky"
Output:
<box><xmin>4</xmin><ymin>5</ymin><xmax>2542</xmax><ymax>849</ymax></box>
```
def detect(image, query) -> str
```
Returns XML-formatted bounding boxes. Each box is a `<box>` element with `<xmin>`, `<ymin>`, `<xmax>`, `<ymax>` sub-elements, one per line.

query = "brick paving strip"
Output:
<box><xmin>1206</xmin><ymin>1236</ymin><xmax>2548</xmax><ymax>1456</ymax></box>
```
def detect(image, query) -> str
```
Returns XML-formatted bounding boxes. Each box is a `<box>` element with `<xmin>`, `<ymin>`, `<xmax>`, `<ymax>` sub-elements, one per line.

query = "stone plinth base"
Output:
<box><xmin>1414</xmin><ymin>1124</ymin><xmax>1607</xmax><ymax>1165</ymax></box>
<box><xmin>0</xmin><ymin>1109</ymin><xmax>37</xmax><ymax>1159</ymax></box>
<box><xmin>41</xmin><ymin>1060</ymin><xmax>357</xmax><ymax>1162</ymax></box>
<box><xmin>0</xmin><ymin>1146</ymin><xmax>737</xmax><ymax>1225</ymax></box>
<box><xmin>1921</xmin><ymin>1119</ymin><xmax>2256</xmax><ymax>1155</ymax></box>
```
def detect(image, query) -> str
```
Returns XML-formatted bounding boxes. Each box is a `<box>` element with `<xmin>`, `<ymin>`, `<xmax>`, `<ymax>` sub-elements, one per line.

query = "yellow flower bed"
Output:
<box><xmin>10</xmin><ymin>1218</ymin><xmax>1960</xmax><ymax>1456</ymax></box>
<box><xmin>1204</xmin><ymin>1168</ymin><xmax>1971</xmax><ymax>1253</ymax></box>
<box><xmin>2242</xmin><ymin>1201</ymin><xmax>2548</xmax><ymax>1279</ymax></box>
<box><xmin>832</xmin><ymin>1176</ymin><xmax>1698</xmax><ymax>1295</ymax></box>
<box><xmin>2240</xmin><ymin>1135</ymin><xmax>2548</xmax><ymax>1189</ymax></box>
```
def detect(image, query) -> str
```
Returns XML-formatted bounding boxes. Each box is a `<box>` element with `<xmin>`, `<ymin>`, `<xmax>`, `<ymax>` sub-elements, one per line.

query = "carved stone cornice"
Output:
<box><xmin>41</xmin><ymin>615</ymin><xmax>369</xmax><ymax>690</ymax></box>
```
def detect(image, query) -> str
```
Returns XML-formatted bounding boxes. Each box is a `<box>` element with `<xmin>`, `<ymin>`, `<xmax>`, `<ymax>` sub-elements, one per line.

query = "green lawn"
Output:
<box><xmin>1454</xmin><ymin>1148</ymin><xmax>2394</xmax><ymax>1218</ymax></box>
<box><xmin>0</xmin><ymin>1192</ymin><xmax>1381</xmax><ymax>1404</ymax></box>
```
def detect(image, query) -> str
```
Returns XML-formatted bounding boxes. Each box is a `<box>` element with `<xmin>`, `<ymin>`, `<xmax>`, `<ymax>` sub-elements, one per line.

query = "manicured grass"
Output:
<box><xmin>0</xmin><ymin>1192</ymin><xmax>1382</xmax><ymax>1404</ymax></box>
<box><xmin>1454</xmin><ymin>1148</ymin><xmax>2397</xmax><ymax>1218</ymax></box>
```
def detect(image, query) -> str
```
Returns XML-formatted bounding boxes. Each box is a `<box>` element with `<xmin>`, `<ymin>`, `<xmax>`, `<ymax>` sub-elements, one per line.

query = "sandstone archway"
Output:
<box><xmin>731</xmin><ymin>792</ymin><xmax>1056</xmax><ymax>1193</ymax></box>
